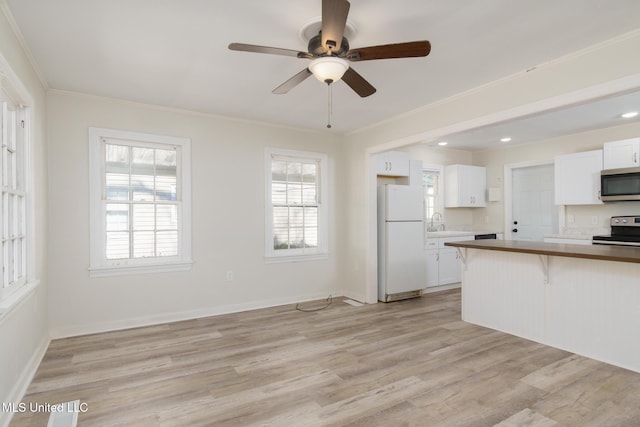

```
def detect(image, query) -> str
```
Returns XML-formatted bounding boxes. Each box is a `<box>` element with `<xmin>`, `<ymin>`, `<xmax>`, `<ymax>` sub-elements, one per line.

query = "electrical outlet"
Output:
<box><xmin>225</xmin><ymin>270</ymin><xmax>234</xmax><ymax>282</ymax></box>
<box><xmin>591</xmin><ymin>216</ymin><xmax>599</xmax><ymax>225</ymax></box>
<box><xmin>567</xmin><ymin>214</ymin><xmax>575</xmax><ymax>223</ymax></box>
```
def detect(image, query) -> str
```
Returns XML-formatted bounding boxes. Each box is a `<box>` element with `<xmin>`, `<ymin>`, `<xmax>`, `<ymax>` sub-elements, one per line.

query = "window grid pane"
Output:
<box><xmin>271</xmin><ymin>158</ymin><xmax>319</xmax><ymax>251</ymax></box>
<box><xmin>423</xmin><ymin>170</ymin><xmax>441</xmax><ymax>221</ymax></box>
<box><xmin>104</xmin><ymin>142</ymin><xmax>180</xmax><ymax>261</ymax></box>
<box><xmin>1</xmin><ymin>101</ymin><xmax>27</xmax><ymax>289</ymax></box>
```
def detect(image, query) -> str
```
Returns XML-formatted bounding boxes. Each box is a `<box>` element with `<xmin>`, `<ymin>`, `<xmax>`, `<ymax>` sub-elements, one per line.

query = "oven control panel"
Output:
<box><xmin>611</xmin><ymin>216</ymin><xmax>640</xmax><ymax>226</ymax></box>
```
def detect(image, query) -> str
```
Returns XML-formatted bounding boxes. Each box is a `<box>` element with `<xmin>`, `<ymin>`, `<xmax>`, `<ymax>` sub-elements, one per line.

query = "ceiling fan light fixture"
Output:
<box><xmin>309</xmin><ymin>56</ymin><xmax>349</xmax><ymax>83</ymax></box>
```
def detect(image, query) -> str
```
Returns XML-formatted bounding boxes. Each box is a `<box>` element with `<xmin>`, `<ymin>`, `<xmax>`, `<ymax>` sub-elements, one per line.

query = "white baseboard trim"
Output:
<box><xmin>0</xmin><ymin>334</ymin><xmax>50</xmax><ymax>427</ymax></box>
<box><xmin>50</xmin><ymin>292</ymin><xmax>344</xmax><ymax>339</ymax></box>
<box><xmin>424</xmin><ymin>283</ymin><xmax>461</xmax><ymax>294</ymax></box>
<box><xmin>339</xmin><ymin>290</ymin><xmax>368</xmax><ymax>304</ymax></box>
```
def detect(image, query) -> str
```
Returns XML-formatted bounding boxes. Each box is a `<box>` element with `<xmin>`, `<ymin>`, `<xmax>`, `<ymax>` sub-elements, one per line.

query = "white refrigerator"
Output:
<box><xmin>377</xmin><ymin>184</ymin><xmax>426</xmax><ymax>302</ymax></box>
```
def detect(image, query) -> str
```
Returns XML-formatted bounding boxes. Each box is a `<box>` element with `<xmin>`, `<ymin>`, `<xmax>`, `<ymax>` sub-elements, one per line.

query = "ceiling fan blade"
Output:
<box><xmin>322</xmin><ymin>0</ymin><xmax>350</xmax><ymax>53</ymax></box>
<box><xmin>229</xmin><ymin>43</ymin><xmax>312</xmax><ymax>59</ymax></box>
<box><xmin>272</xmin><ymin>68</ymin><xmax>313</xmax><ymax>94</ymax></box>
<box><xmin>341</xmin><ymin>67</ymin><xmax>376</xmax><ymax>98</ymax></box>
<box><xmin>346</xmin><ymin>41</ymin><xmax>431</xmax><ymax>61</ymax></box>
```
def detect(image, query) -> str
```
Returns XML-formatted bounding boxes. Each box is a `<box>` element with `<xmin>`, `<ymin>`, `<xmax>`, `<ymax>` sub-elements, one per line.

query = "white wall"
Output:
<box><xmin>473</xmin><ymin>121</ymin><xmax>640</xmax><ymax>232</ymax></box>
<box><xmin>46</xmin><ymin>91</ymin><xmax>345</xmax><ymax>337</ymax></box>
<box><xmin>342</xmin><ymin>30</ymin><xmax>640</xmax><ymax>303</ymax></box>
<box><xmin>0</xmin><ymin>6</ymin><xmax>49</xmax><ymax>425</ymax></box>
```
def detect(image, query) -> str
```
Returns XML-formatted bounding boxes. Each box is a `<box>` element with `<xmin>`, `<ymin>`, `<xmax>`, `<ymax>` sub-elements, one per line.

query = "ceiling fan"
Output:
<box><xmin>228</xmin><ymin>0</ymin><xmax>431</xmax><ymax>98</ymax></box>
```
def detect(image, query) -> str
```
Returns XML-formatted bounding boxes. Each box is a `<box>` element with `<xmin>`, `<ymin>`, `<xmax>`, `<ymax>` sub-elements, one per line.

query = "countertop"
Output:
<box><xmin>444</xmin><ymin>239</ymin><xmax>640</xmax><ymax>264</ymax></box>
<box><xmin>426</xmin><ymin>230</ymin><xmax>502</xmax><ymax>239</ymax></box>
<box><xmin>543</xmin><ymin>234</ymin><xmax>593</xmax><ymax>241</ymax></box>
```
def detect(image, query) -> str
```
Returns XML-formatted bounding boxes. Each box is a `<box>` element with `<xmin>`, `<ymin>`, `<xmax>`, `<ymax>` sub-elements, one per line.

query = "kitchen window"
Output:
<box><xmin>265</xmin><ymin>148</ymin><xmax>328</xmax><ymax>262</ymax></box>
<box><xmin>423</xmin><ymin>166</ymin><xmax>444</xmax><ymax>228</ymax></box>
<box><xmin>89</xmin><ymin>128</ymin><xmax>192</xmax><ymax>277</ymax></box>
<box><xmin>0</xmin><ymin>54</ymin><xmax>37</xmax><ymax>310</ymax></box>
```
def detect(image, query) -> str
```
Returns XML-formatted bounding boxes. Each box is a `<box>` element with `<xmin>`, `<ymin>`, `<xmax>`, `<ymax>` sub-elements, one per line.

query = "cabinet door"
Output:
<box><xmin>425</xmin><ymin>250</ymin><xmax>439</xmax><ymax>288</ymax></box>
<box><xmin>467</xmin><ymin>166</ymin><xmax>486</xmax><ymax>206</ymax></box>
<box><xmin>438</xmin><ymin>249</ymin><xmax>460</xmax><ymax>285</ymax></box>
<box><xmin>603</xmin><ymin>138</ymin><xmax>640</xmax><ymax>169</ymax></box>
<box><xmin>375</xmin><ymin>151</ymin><xmax>410</xmax><ymax>177</ymax></box>
<box><xmin>554</xmin><ymin>150</ymin><xmax>603</xmax><ymax>205</ymax></box>
<box><xmin>445</xmin><ymin>165</ymin><xmax>486</xmax><ymax>207</ymax></box>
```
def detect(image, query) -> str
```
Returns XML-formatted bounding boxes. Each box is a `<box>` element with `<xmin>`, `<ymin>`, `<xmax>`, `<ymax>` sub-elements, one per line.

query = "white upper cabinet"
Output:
<box><xmin>444</xmin><ymin>165</ymin><xmax>486</xmax><ymax>208</ymax></box>
<box><xmin>603</xmin><ymin>137</ymin><xmax>640</xmax><ymax>169</ymax></box>
<box><xmin>554</xmin><ymin>149</ymin><xmax>603</xmax><ymax>205</ymax></box>
<box><xmin>375</xmin><ymin>151</ymin><xmax>410</xmax><ymax>177</ymax></box>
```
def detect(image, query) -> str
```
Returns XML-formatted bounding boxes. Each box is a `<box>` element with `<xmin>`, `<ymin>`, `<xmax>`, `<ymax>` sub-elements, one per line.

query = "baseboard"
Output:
<box><xmin>0</xmin><ymin>334</ymin><xmax>50</xmax><ymax>427</ymax></box>
<box><xmin>337</xmin><ymin>289</ymin><xmax>368</xmax><ymax>304</ymax></box>
<box><xmin>50</xmin><ymin>292</ymin><xmax>342</xmax><ymax>339</ymax></box>
<box><xmin>423</xmin><ymin>283</ymin><xmax>461</xmax><ymax>294</ymax></box>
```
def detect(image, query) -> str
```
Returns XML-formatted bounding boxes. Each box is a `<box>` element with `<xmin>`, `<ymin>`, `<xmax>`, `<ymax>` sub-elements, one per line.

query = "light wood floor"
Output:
<box><xmin>10</xmin><ymin>289</ymin><xmax>640</xmax><ymax>426</ymax></box>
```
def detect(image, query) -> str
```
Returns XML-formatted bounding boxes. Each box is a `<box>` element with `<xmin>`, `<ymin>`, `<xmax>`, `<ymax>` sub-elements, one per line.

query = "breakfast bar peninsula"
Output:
<box><xmin>444</xmin><ymin>239</ymin><xmax>640</xmax><ymax>373</ymax></box>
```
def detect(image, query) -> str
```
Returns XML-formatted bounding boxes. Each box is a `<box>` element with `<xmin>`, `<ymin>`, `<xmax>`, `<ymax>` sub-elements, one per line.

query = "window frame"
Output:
<box><xmin>264</xmin><ymin>147</ymin><xmax>329</xmax><ymax>263</ymax></box>
<box><xmin>89</xmin><ymin>127</ymin><xmax>192</xmax><ymax>277</ymax></box>
<box><xmin>0</xmin><ymin>53</ymin><xmax>37</xmax><ymax>311</ymax></box>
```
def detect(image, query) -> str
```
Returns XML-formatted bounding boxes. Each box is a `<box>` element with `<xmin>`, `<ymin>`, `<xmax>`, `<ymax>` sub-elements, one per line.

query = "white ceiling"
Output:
<box><xmin>5</xmin><ymin>0</ymin><xmax>640</xmax><ymax>137</ymax></box>
<box><xmin>422</xmin><ymin>89</ymin><xmax>640</xmax><ymax>151</ymax></box>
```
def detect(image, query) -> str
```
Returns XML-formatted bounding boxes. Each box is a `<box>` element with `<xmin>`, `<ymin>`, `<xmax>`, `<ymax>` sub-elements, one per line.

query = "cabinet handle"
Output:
<box><xmin>597</xmin><ymin>190</ymin><xmax>601</xmax><ymax>200</ymax></box>
<box><xmin>634</xmin><ymin>152</ymin><xmax>638</xmax><ymax>164</ymax></box>
<box><xmin>436</xmin><ymin>253</ymin><xmax>439</xmax><ymax>261</ymax></box>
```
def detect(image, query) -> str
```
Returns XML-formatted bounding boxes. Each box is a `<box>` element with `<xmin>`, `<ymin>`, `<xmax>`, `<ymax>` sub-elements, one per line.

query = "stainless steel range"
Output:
<box><xmin>592</xmin><ymin>216</ymin><xmax>640</xmax><ymax>246</ymax></box>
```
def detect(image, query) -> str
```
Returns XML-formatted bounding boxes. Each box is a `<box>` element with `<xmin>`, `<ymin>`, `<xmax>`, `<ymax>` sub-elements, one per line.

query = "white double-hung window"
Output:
<box><xmin>265</xmin><ymin>148</ymin><xmax>328</xmax><ymax>262</ymax></box>
<box><xmin>89</xmin><ymin>128</ymin><xmax>192</xmax><ymax>277</ymax></box>
<box><xmin>0</xmin><ymin>63</ymin><xmax>35</xmax><ymax>304</ymax></box>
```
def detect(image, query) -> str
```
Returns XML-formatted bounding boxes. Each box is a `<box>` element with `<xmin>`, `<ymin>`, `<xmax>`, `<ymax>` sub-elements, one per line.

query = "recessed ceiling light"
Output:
<box><xmin>437</xmin><ymin>141</ymin><xmax>448</xmax><ymax>146</ymax></box>
<box><xmin>621</xmin><ymin>111</ymin><xmax>639</xmax><ymax>119</ymax></box>
<box><xmin>500</xmin><ymin>137</ymin><xmax>512</xmax><ymax>143</ymax></box>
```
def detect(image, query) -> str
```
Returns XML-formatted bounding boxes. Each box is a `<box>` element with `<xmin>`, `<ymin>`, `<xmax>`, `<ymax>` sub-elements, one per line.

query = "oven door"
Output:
<box><xmin>600</xmin><ymin>167</ymin><xmax>640</xmax><ymax>201</ymax></box>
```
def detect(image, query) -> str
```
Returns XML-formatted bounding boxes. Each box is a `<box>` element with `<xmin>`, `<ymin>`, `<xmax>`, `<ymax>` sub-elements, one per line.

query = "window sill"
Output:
<box><xmin>264</xmin><ymin>253</ymin><xmax>328</xmax><ymax>264</ymax></box>
<box><xmin>0</xmin><ymin>280</ymin><xmax>40</xmax><ymax>320</ymax></box>
<box><xmin>89</xmin><ymin>260</ymin><xmax>193</xmax><ymax>278</ymax></box>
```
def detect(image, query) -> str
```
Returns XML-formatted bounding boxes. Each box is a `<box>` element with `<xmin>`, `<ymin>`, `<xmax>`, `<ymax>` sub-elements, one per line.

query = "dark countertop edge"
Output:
<box><xmin>444</xmin><ymin>239</ymin><xmax>640</xmax><ymax>264</ymax></box>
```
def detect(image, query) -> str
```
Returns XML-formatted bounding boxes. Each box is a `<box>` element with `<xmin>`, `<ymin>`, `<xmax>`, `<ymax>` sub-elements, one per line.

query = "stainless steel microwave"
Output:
<box><xmin>600</xmin><ymin>167</ymin><xmax>640</xmax><ymax>201</ymax></box>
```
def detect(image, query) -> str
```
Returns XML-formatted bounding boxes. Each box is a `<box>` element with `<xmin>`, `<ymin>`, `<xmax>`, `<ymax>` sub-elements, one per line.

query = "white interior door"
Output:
<box><xmin>512</xmin><ymin>164</ymin><xmax>558</xmax><ymax>241</ymax></box>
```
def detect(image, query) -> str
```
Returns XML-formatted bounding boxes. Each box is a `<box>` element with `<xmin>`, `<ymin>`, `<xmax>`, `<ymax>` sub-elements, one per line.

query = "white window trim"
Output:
<box><xmin>89</xmin><ymin>127</ymin><xmax>192</xmax><ymax>277</ymax></box>
<box><xmin>0</xmin><ymin>53</ymin><xmax>38</xmax><ymax>314</ymax></box>
<box><xmin>264</xmin><ymin>147</ymin><xmax>329</xmax><ymax>263</ymax></box>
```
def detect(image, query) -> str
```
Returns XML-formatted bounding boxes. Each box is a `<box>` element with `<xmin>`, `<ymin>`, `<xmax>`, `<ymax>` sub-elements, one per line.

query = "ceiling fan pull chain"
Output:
<box><xmin>327</xmin><ymin>82</ymin><xmax>332</xmax><ymax>129</ymax></box>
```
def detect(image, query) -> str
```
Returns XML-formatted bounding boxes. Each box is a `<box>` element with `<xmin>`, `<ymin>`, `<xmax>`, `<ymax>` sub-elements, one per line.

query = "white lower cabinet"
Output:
<box><xmin>425</xmin><ymin>250</ymin><xmax>439</xmax><ymax>287</ymax></box>
<box><xmin>438</xmin><ymin>249</ymin><xmax>461</xmax><ymax>284</ymax></box>
<box><xmin>425</xmin><ymin>235</ymin><xmax>474</xmax><ymax>288</ymax></box>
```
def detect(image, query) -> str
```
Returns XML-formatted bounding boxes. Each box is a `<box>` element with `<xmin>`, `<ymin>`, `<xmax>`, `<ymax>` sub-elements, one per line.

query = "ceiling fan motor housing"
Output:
<box><xmin>308</xmin><ymin>33</ymin><xmax>350</xmax><ymax>57</ymax></box>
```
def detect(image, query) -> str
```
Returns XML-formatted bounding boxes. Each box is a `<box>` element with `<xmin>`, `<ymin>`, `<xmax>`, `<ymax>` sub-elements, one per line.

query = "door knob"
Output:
<box><xmin>512</xmin><ymin>228</ymin><xmax>518</xmax><ymax>232</ymax></box>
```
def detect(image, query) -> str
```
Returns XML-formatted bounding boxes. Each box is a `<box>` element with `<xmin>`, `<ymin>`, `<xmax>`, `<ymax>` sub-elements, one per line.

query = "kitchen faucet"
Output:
<box><xmin>429</xmin><ymin>212</ymin><xmax>444</xmax><ymax>232</ymax></box>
